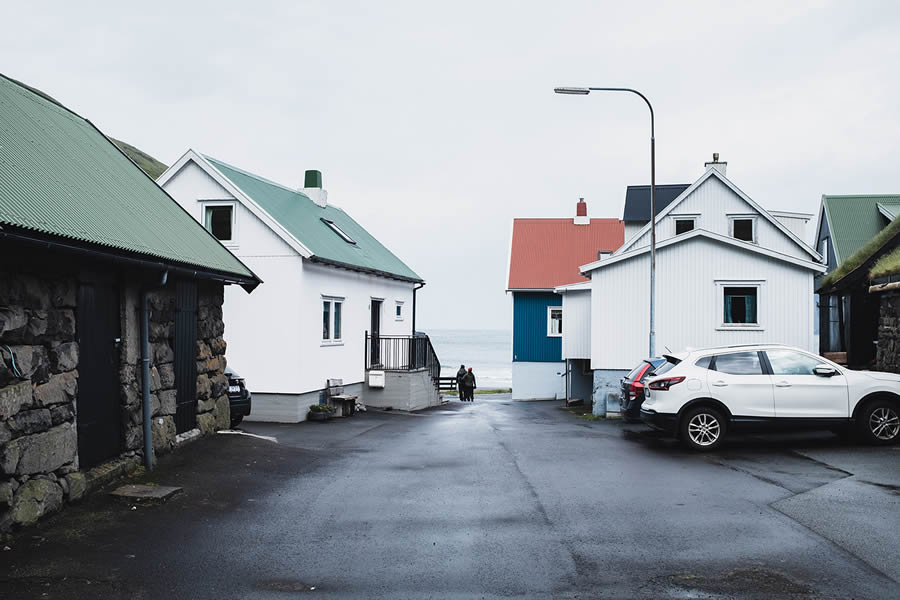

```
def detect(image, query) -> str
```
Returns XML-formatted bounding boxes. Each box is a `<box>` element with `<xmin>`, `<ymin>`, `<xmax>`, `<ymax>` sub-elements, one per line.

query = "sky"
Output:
<box><xmin>4</xmin><ymin>1</ymin><xmax>900</xmax><ymax>330</ymax></box>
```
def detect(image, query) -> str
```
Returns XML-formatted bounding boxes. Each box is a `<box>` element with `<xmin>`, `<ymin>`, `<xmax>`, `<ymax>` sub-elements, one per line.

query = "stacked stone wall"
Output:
<box><xmin>0</xmin><ymin>270</ymin><xmax>83</xmax><ymax>531</ymax></box>
<box><xmin>1</xmin><ymin>262</ymin><xmax>230</xmax><ymax>533</ymax></box>
<box><xmin>876</xmin><ymin>292</ymin><xmax>900</xmax><ymax>373</ymax></box>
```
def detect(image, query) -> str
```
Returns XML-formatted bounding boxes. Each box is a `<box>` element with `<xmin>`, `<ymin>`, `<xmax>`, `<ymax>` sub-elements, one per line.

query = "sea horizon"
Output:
<box><xmin>424</xmin><ymin>328</ymin><xmax>512</xmax><ymax>390</ymax></box>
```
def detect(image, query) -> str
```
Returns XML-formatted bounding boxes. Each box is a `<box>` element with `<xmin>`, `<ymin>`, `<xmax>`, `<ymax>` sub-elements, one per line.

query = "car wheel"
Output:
<box><xmin>680</xmin><ymin>406</ymin><xmax>726</xmax><ymax>451</ymax></box>
<box><xmin>858</xmin><ymin>399</ymin><xmax>900</xmax><ymax>445</ymax></box>
<box><xmin>230</xmin><ymin>414</ymin><xmax>244</xmax><ymax>429</ymax></box>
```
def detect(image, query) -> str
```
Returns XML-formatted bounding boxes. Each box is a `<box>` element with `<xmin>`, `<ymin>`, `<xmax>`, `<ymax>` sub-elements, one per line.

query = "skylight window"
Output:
<box><xmin>321</xmin><ymin>218</ymin><xmax>356</xmax><ymax>244</ymax></box>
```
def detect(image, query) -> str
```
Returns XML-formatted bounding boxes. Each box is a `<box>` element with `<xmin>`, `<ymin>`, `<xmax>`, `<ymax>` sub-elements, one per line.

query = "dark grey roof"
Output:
<box><xmin>622</xmin><ymin>184</ymin><xmax>691</xmax><ymax>222</ymax></box>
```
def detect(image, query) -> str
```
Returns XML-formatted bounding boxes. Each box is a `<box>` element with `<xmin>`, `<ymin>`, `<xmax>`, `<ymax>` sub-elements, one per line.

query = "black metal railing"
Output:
<box><xmin>365</xmin><ymin>332</ymin><xmax>441</xmax><ymax>384</ymax></box>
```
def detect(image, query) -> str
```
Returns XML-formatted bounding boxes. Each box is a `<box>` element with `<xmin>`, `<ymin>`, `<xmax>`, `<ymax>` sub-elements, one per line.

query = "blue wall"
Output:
<box><xmin>513</xmin><ymin>292</ymin><xmax>562</xmax><ymax>362</ymax></box>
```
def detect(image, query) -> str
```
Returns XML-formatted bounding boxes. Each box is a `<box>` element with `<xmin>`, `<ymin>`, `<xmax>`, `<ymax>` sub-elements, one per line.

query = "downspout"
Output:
<box><xmin>412</xmin><ymin>282</ymin><xmax>425</xmax><ymax>335</ymax></box>
<box><xmin>141</xmin><ymin>270</ymin><xmax>168</xmax><ymax>471</ymax></box>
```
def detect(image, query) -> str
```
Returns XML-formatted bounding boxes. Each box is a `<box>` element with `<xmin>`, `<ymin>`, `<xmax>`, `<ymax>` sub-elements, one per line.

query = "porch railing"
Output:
<box><xmin>365</xmin><ymin>332</ymin><xmax>441</xmax><ymax>384</ymax></box>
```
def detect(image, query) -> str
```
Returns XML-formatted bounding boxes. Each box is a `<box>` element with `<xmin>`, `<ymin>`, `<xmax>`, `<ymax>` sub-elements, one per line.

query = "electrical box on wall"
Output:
<box><xmin>368</xmin><ymin>370</ymin><xmax>385</xmax><ymax>388</ymax></box>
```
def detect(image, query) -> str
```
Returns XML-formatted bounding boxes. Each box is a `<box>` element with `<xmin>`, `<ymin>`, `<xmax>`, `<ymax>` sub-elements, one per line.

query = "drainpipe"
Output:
<box><xmin>412</xmin><ymin>282</ymin><xmax>425</xmax><ymax>335</ymax></box>
<box><xmin>141</xmin><ymin>270</ymin><xmax>168</xmax><ymax>471</ymax></box>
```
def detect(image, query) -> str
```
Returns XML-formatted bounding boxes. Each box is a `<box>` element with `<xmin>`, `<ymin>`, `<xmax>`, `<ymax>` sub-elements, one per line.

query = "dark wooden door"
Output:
<box><xmin>77</xmin><ymin>277</ymin><xmax>122</xmax><ymax>469</ymax></box>
<box><xmin>370</xmin><ymin>299</ymin><xmax>382</xmax><ymax>366</ymax></box>
<box><xmin>174</xmin><ymin>280</ymin><xmax>198</xmax><ymax>433</ymax></box>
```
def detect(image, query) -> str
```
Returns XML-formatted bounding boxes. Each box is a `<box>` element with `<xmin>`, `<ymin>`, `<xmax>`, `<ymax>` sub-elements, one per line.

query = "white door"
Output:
<box><xmin>764</xmin><ymin>349</ymin><xmax>849</xmax><ymax>418</ymax></box>
<box><xmin>708</xmin><ymin>351</ymin><xmax>774</xmax><ymax>417</ymax></box>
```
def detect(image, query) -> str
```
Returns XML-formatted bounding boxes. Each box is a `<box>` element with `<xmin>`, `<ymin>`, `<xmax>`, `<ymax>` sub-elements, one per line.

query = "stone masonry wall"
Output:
<box><xmin>0</xmin><ymin>269</ymin><xmax>82</xmax><ymax>532</ymax></box>
<box><xmin>876</xmin><ymin>291</ymin><xmax>900</xmax><ymax>373</ymax></box>
<box><xmin>1</xmin><ymin>264</ymin><xmax>230</xmax><ymax>534</ymax></box>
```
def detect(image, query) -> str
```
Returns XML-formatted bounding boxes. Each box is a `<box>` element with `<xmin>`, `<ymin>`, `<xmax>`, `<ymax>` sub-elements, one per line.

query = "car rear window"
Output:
<box><xmin>713</xmin><ymin>351</ymin><xmax>763</xmax><ymax>375</ymax></box>
<box><xmin>625</xmin><ymin>363</ymin><xmax>647</xmax><ymax>380</ymax></box>
<box><xmin>652</xmin><ymin>361</ymin><xmax>677</xmax><ymax>376</ymax></box>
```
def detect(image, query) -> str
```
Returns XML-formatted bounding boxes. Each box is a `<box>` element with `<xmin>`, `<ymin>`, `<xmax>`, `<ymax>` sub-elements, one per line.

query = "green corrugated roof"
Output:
<box><xmin>204</xmin><ymin>156</ymin><xmax>422</xmax><ymax>282</ymax></box>
<box><xmin>822</xmin><ymin>195</ymin><xmax>900</xmax><ymax>265</ymax></box>
<box><xmin>0</xmin><ymin>74</ymin><xmax>256</xmax><ymax>280</ymax></box>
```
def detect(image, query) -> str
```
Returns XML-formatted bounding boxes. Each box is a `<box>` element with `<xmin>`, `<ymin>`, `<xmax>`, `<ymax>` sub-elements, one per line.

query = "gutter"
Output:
<box><xmin>308</xmin><ymin>256</ymin><xmax>423</xmax><ymax>285</ymax></box>
<box><xmin>412</xmin><ymin>282</ymin><xmax>425</xmax><ymax>334</ymax></box>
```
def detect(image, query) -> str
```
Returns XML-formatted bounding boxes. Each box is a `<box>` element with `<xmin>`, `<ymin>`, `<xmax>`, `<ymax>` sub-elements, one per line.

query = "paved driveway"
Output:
<box><xmin>1</xmin><ymin>395</ymin><xmax>898</xmax><ymax>599</ymax></box>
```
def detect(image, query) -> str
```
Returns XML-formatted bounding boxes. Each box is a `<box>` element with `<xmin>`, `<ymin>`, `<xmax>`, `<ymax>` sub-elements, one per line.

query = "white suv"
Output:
<box><xmin>640</xmin><ymin>344</ymin><xmax>900</xmax><ymax>451</ymax></box>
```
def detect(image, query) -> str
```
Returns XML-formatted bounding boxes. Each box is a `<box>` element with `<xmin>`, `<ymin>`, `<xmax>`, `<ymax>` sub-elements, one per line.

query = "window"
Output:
<box><xmin>766</xmin><ymin>349</ymin><xmax>823</xmax><ymax>376</ymax></box>
<box><xmin>321</xmin><ymin>218</ymin><xmax>356</xmax><ymax>244</ymax></box>
<box><xmin>695</xmin><ymin>356</ymin><xmax>713</xmax><ymax>369</ymax></box>
<box><xmin>322</xmin><ymin>297</ymin><xmax>343</xmax><ymax>343</ymax></box>
<box><xmin>818</xmin><ymin>237</ymin><xmax>829</xmax><ymax>263</ymax></box>
<box><xmin>713</xmin><ymin>352</ymin><xmax>763</xmax><ymax>375</ymax></box>
<box><xmin>675</xmin><ymin>218</ymin><xmax>695</xmax><ymax>235</ymax></box>
<box><xmin>395</xmin><ymin>301</ymin><xmax>404</xmax><ymax>321</ymax></box>
<box><xmin>204</xmin><ymin>204</ymin><xmax>234</xmax><ymax>241</ymax></box>
<box><xmin>547</xmin><ymin>307</ymin><xmax>563</xmax><ymax>337</ymax></box>
<box><xmin>724</xmin><ymin>287</ymin><xmax>758</xmax><ymax>325</ymax></box>
<box><xmin>731</xmin><ymin>217</ymin><xmax>755</xmax><ymax>242</ymax></box>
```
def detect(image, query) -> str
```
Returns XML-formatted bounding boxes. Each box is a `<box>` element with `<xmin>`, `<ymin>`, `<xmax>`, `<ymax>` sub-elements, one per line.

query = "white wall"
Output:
<box><xmin>627</xmin><ymin>175</ymin><xmax>810</xmax><ymax>261</ymax></box>
<box><xmin>771</xmin><ymin>213</ymin><xmax>811</xmax><ymax>243</ymax></box>
<box><xmin>162</xmin><ymin>158</ymin><xmax>415</xmax><ymax>396</ymax></box>
<box><xmin>590</xmin><ymin>236</ymin><xmax>815</xmax><ymax>370</ymax></box>
<box><xmin>512</xmin><ymin>362</ymin><xmax>566</xmax><ymax>400</ymax></box>
<box><xmin>624</xmin><ymin>222</ymin><xmax>644</xmax><ymax>244</ymax></box>
<box><xmin>561</xmin><ymin>289</ymin><xmax>591</xmax><ymax>359</ymax></box>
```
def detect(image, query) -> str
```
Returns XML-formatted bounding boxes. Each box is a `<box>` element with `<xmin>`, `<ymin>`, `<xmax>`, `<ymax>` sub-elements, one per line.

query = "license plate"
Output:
<box><xmin>228</xmin><ymin>385</ymin><xmax>240</xmax><ymax>393</ymax></box>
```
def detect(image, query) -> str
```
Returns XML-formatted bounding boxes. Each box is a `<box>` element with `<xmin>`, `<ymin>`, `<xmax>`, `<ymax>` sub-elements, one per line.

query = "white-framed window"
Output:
<box><xmin>715</xmin><ymin>280</ymin><xmax>763</xmax><ymax>330</ymax></box>
<box><xmin>674</xmin><ymin>217</ymin><xmax>696</xmax><ymax>235</ymax></box>
<box><xmin>818</xmin><ymin>237</ymin><xmax>829</xmax><ymax>264</ymax></box>
<box><xmin>321</xmin><ymin>218</ymin><xmax>356</xmax><ymax>244</ymax></box>
<box><xmin>729</xmin><ymin>215</ymin><xmax>757</xmax><ymax>243</ymax></box>
<box><xmin>202</xmin><ymin>201</ymin><xmax>237</xmax><ymax>244</ymax></box>
<box><xmin>395</xmin><ymin>301</ymin><xmax>404</xmax><ymax>321</ymax></box>
<box><xmin>547</xmin><ymin>306</ymin><xmax>563</xmax><ymax>337</ymax></box>
<box><xmin>322</xmin><ymin>296</ymin><xmax>344</xmax><ymax>344</ymax></box>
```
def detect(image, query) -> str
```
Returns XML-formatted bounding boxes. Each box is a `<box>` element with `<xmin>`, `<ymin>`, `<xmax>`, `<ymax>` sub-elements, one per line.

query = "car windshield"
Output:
<box><xmin>625</xmin><ymin>363</ymin><xmax>647</xmax><ymax>380</ymax></box>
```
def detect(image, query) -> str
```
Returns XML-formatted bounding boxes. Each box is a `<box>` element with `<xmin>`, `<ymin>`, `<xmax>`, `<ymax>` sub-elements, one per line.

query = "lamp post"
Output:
<box><xmin>554</xmin><ymin>86</ymin><xmax>657</xmax><ymax>357</ymax></box>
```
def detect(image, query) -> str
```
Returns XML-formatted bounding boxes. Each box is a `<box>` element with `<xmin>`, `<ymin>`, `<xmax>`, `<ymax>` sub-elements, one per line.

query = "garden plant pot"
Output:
<box><xmin>308</xmin><ymin>411</ymin><xmax>332</xmax><ymax>422</ymax></box>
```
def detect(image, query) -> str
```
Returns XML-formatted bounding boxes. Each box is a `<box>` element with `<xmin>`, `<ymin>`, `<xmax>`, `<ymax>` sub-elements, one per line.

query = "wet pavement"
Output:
<box><xmin>1</xmin><ymin>394</ymin><xmax>898</xmax><ymax>599</ymax></box>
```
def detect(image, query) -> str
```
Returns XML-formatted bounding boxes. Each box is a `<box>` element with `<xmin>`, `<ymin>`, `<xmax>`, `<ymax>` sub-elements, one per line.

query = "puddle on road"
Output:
<box><xmin>258</xmin><ymin>579</ymin><xmax>319</xmax><ymax>593</ymax></box>
<box><xmin>653</xmin><ymin>568</ymin><xmax>812</xmax><ymax>598</ymax></box>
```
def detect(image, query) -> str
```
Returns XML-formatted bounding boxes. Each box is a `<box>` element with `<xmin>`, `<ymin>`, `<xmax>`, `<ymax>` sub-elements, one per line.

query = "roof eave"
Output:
<box><xmin>308</xmin><ymin>256</ymin><xmax>422</xmax><ymax>284</ymax></box>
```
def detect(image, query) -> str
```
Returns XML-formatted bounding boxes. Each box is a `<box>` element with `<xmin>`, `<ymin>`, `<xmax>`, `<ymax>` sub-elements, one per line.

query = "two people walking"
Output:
<box><xmin>456</xmin><ymin>364</ymin><xmax>476</xmax><ymax>402</ymax></box>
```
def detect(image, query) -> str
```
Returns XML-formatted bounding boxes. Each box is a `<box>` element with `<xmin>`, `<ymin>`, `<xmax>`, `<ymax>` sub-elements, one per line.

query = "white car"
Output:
<box><xmin>640</xmin><ymin>344</ymin><xmax>900</xmax><ymax>451</ymax></box>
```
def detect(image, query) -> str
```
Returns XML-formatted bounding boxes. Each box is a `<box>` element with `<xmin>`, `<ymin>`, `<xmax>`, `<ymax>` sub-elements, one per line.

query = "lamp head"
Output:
<box><xmin>554</xmin><ymin>87</ymin><xmax>590</xmax><ymax>95</ymax></box>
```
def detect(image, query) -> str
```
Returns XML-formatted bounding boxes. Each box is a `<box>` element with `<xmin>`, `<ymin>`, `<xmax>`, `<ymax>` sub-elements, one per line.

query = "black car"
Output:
<box><xmin>620</xmin><ymin>357</ymin><xmax>667</xmax><ymax>422</ymax></box>
<box><xmin>226</xmin><ymin>367</ymin><xmax>251</xmax><ymax>428</ymax></box>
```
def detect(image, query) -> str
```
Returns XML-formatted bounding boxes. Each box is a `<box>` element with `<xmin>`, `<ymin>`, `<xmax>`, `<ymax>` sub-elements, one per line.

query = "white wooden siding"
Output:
<box><xmin>561</xmin><ymin>290</ymin><xmax>591</xmax><ymax>359</ymax></box>
<box><xmin>628</xmin><ymin>177</ymin><xmax>809</xmax><ymax>261</ymax></box>
<box><xmin>624</xmin><ymin>222</ymin><xmax>644</xmax><ymax>244</ymax></box>
<box><xmin>590</xmin><ymin>236</ymin><xmax>815</xmax><ymax>370</ymax></box>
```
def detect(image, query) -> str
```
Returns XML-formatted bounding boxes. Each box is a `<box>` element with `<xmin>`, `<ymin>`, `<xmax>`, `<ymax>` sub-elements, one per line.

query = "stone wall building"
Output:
<box><xmin>0</xmin><ymin>73</ymin><xmax>260</xmax><ymax>533</ymax></box>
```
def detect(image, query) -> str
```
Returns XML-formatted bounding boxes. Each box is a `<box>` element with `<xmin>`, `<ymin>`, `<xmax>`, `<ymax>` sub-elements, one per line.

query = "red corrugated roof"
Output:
<box><xmin>508</xmin><ymin>218</ymin><xmax>624</xmax><ymax>289</ymax></box>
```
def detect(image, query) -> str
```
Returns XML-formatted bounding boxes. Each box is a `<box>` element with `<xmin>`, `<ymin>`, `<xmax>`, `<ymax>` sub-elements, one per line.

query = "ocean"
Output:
<box><xmin>426</xmin><ymin>328</ymin><xmax>512</xmax><ymax>390</ymax></box>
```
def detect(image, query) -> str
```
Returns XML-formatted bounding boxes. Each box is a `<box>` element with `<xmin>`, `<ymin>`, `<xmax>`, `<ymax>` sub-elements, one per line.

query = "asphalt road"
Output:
<box><xmin>1</xmin><ymin>395</ymin><xmax>898</xmax><ymax>599</ymax></box>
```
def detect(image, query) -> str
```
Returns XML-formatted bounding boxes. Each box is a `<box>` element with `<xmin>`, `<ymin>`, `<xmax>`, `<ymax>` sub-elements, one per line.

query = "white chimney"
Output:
<box><xmin>704</xmin><ymin>152</ymin><xmax>727</xmax><ymax>176</ymax></box>
<box><xmin>574</xmin><ymin>197</ymin><xmax>589</xmax><ymax>225</ymax></box>
<box><xmin>302</xmin><ymin>169</ymin><xmax>328</xmax><ymax>208</ymax></box>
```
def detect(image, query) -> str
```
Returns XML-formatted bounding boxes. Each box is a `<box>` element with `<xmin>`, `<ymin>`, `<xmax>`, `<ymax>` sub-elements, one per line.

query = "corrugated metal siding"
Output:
<box><xmin>513</xmin><ymin>292</ymin><xmax>562</xmax><ymax>362</ymax></box>
<box><xmin>0</xmin><ymin>75</ymin><xmax>254</xmax><ymax>278</ymax></box>
<box><xmin>592</xmin><ymin>236</ymin><xmax>815</xmax><ymax>370</ymax></box>
<box><xmin>629</xmin><ymin>177</ymin><xmax>811</xmax><ymax>261</ymax></box>
<box><xmin>562</xmin><ymin>290</ymin><xmax>591</xmax><ymax>359</ymax></box>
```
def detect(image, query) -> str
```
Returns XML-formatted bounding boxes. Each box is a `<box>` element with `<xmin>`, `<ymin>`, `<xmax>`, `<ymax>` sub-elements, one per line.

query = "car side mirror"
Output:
<box><xmin>813</xmin><ymin>365</ymin><xmax>838</xmax><ymax>377</ymax></box>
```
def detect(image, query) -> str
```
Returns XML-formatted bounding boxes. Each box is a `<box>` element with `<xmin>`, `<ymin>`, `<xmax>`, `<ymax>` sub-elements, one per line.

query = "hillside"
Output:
<box><xmin>112</xmin><ymin>138</ymin><xmax>168</xmax><ymax>179</ymax></box>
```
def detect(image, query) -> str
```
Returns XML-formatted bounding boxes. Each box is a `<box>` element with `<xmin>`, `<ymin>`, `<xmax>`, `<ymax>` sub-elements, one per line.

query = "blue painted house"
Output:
<box><xmin>507</xmin><ymin>200</ymin><xmax>623</xmax><ymax>399</ymax></box>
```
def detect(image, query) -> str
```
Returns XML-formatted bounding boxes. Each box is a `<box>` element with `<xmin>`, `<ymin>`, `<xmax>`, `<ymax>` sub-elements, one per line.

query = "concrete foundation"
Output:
<box><xmin>247</xmin><ymin>382</ymin><xmax>364</xmax><ymax>423</ymax></box>
<box><xmin>362</xmin><ymin>369</ymin><xmax>441</xmax><ymax>412</ymax></box>
<box><xmin>591</xmin><ymin>369</ymin><xmax>629</xmax><ymax>417</ymax></box>
<box><xmin>512</xmin><ymin>362</ymin><xmax>565</xmax><ymax>400</ymax></box>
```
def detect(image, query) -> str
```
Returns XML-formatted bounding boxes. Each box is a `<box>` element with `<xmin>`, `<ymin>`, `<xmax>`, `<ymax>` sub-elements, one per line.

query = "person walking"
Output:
<box><xmin>456</xmin><ymin>364</ymin><xmax>467</xmax><ymax>402</ymax></box>
<box><xmin>461</xmin><ymin>367</ymin><xmax>477</xmax><ymax>402</ymax></box>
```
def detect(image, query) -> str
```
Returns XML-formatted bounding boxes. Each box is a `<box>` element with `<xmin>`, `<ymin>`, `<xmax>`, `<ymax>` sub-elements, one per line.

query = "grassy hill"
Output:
<box><xmin>112</xmin><ymin>138</ymin><xmax>168</xmax><ymax>179</ymax></box>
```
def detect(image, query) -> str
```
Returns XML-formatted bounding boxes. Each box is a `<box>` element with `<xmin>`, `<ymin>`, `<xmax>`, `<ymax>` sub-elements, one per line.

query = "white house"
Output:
<box><xmin>578</xmin><ymin>156</ymin><xmax>824</xmax><ymax>414</ymax></box>
<box><xmin>158</xmin><ymin>150</ymin><xmax>430</xmax><ymax>421</ymax></box>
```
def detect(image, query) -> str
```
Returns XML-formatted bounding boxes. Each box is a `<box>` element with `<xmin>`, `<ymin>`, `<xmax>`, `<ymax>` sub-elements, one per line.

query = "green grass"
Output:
<box><xmin>474</xmin><ymin>388</ymin><xmax>512</xmax><ymax>395</ymax></box>
<box><xmin>820</xmin><ymin>213</ymin><xmax>900</xmax><ymax>289</ymax></box>
<box><xmin>578</xmin><ymin>413</ymin><xmax>605</xmax><ymax>421</ymax></box>
<box><xmin>869</xmin><ymin>246</ymin><xmax>900</xmax><ymax>280</ymax></box>
<box><xmin>112</xmin><ymin>138</ymin><xmax>168</xmax><ymax>179</ymax></box>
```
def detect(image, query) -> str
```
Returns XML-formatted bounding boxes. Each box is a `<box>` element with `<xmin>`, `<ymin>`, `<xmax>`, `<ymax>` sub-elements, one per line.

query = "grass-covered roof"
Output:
<box><xmin>819</xmin><ymin>213</ymin><xmax>900</xmax><ymax>290</ymax></box>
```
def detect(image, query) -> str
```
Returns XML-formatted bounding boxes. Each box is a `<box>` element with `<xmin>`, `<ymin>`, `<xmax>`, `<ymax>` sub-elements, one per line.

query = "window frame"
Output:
<box><xmin>715</xmin><ymin>280</ymin><xmax>764</xmax><ymax>331</ymax></box>
<box><xmin>547</xmin><ymin>306</ymin><xmax>563</xmax><ymax>338</ymax></box>
<box><xmin>395</xmin><ymin>300</ymin><xmax>404</xmax><ymax>321</ymax></box>
<box><xmin>201</xmin><ymin>200</ymin><xmax>238</xmax><ymax>246</ymax></box>
<box><xmin>321</xmin><ymin>218</ymin><xmax>357</xmax><ymax>245</ymax></box>
<box><xmin>321</xmin><ymin>296</ymin><xmax>345</xmax><ymax>345</ymax></box>
<box><xmin>728</xmin><ymin>215</ymin><xmax>757</xmax><ymax>243</ymax></box>
<box><xmin>673</xmin><ymin>215</ymin><xmax>698</xmax><ymax>236</ymax></box>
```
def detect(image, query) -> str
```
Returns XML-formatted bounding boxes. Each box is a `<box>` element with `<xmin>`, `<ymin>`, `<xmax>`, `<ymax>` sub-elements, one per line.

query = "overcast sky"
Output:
<box><xmin>4</xmin><ymin>1</ymin><xmax>900</xmax><ymax>330</ymax></box>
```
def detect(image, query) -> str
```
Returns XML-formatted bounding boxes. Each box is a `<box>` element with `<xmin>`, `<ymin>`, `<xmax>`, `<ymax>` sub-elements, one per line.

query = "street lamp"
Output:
<box><xmin>554</xmin><ymin>86</ymin><xmax>657</xmax><ymax>357</ymax></box>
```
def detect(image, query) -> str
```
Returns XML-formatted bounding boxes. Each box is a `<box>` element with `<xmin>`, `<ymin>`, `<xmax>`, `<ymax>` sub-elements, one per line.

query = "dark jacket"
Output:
<box><xmin>456</xmin><ymin>367</ymin><xmax>466</xmax><ymax>384</ymax></box>
<box><xmin>461</xmin><ymin>371</ymin><xmax>476</xmax><ymax>389</ymax></box>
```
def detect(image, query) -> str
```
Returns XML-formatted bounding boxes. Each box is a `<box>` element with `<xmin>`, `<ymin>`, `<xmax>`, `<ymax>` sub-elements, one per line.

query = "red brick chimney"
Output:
<box><xmin>575</xmin><ymin>198</ymin><xmax>588</xmax><ymax>225</ymax></box>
